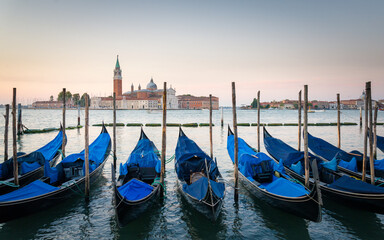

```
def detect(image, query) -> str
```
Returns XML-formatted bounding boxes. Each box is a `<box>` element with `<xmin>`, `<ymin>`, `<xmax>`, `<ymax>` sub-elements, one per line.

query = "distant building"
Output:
<box><xmin>91</xmin><ymin>56</ymin><xmax>179</xmax><ymax>109</ymax></box>
<box><xmin>32</xmin><ymin>99</ymin><xmax>74</xmax><ymax>108</ymax></box>
<box><xmin>177</xmin><ymin>95</ymin><xmax>219</xmax><ymax>110</ymax></box>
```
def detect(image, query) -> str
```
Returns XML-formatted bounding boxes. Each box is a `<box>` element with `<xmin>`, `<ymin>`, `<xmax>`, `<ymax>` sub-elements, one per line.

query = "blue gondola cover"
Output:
<box><xmin>329</xmin><ymin>176</ymin><xmax>384</xmax><ymax>194</ymax></box>
<box><xmin>0</xmin><ymin>180</ymin><xmax>59</xmax><ymax>202</ymax></box>
<box><xmin>377</xmin><ymin>134</ymin><xmax>384</xmax><ymax>153</ymax></box>
<box><xmin>118</xmin><ymin>179</ymin><xmax>154</xmax><ymax>201</ymax></box>
<box><xmin>182</xmin><ymin>177</ymin><xmax>225</xmax><ymax>200</ymax></box>
<box><xmin>339</xmin><ymin>157</ymin><xmax>358</xmax><ymax>172</ymax></box>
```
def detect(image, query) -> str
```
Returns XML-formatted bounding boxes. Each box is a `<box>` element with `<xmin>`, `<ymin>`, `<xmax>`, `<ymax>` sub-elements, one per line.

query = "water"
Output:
<box><xmin>0</xmin><ymin>109</ymin><xmax>383</xmax><ymax>239</ymax></box>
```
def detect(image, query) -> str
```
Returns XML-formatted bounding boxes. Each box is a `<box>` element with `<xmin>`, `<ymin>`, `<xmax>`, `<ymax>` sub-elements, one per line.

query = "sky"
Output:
<box><xmin>1</xmin><ymin>0</ymin><xmax>384</xmax><ymax>106</ymax></box>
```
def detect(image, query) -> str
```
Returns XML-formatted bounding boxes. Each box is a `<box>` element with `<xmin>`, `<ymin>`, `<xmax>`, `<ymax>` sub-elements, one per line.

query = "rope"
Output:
<box><xmin>57</xmin><ymin>149</ymin><xmax>65</xmax><ymax>159</ymax></box>
<box><xmin>165</xmin><ymin>155</ymin><xmax>175</xmax><ymax>164</ymax></box>
<box><xmin>152</xmin><ymin>177</ymin><xmax>167</xmax><ymax>196</ymax></box>
<box><xmin>0</xmin><ymin>181</ymin><xmax>19</xmax><ymax>188</ymax></box>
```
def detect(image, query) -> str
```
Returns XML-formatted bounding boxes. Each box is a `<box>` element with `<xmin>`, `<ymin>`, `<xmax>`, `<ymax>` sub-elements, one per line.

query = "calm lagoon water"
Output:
<box><xmin>0</xmin><ymin>109</ymin><xmax>383</xmax><ymax>239</ymax></box>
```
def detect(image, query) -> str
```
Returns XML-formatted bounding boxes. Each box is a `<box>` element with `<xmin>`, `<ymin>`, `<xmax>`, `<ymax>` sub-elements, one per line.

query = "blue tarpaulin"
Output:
<box><xmin>0</xmin><ymin>130</ymin><xmax>64</xmax><ymax>179</ymax></box>
<box><xmin>377</xmin><ymin>134</ymin><xmax>384</xmax><ymax>153</ymax></box>
<box><xmin>321</xmin><ymin>157</ymin><xmax>338</xmax><ymax>171</ymax></box>
<box><xmin>36</xmin><ymin>130</ymin><xmax>65</xmax><ymax>161</ymax></box>
<box><xmin>259</xmin><ymin>177</ymin><xmax>308</xmax><ymax>197</ymax></box>
<box><xmin>61</xmin><ymin>131</ymin><xmax>111</xmax><ymax>167</ymax></box>
<box><xmin>329</xmin><ymin>176</ymin><xmax>384</xmax><ymax>194</ymax></box>
<box><xmin>175</xmin><ymin>129</ymin><xmax>224</xmax><ymax>200</ymax></box>
<box><xmin>339</xmin><ymin>157</ymin><xmax>358</xmax><ymax>172</ymax></box>
<box><xmin>118</xmin><ymin>179</ymin><xmax>154</xmax><ymax>201</ymax></box>
<box><xmin>228</xmin><ymin>132</ymin><xmax>309</xmax><ymax>197</ymax></box>
<box><xmin>120</xmin><ymin>137</ymin><xmax>161</xmax><ymax>174</ymax></box>
<box><xmin>182</xmin><ymin>177</ymin><xmax>225</xmax><ymax>200</ymax></box>
<box><xmin>0</xmin><ymin>180</ymin><xmax>59</xmax><ymax>202</ymax></box>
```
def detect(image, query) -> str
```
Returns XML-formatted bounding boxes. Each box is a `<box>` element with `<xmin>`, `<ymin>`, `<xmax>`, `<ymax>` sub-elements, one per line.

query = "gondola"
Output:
<box><xmin>263</xmin><ymin>127</ymin><xmax>384</xmax><ymax>214</ymax></box>
<box><xmin>0</xmin><ymin>127</ymin><xmax>66</xmax><ymax>195</ymax></box>
<box><xmin>113</xmin><ymin>128</ymin><xmax>162</xmax><ymax>227</ymax></box>
<box><xmin>376</xmin><ymin>134</ymin><xmax>384</xmax><ymax>153</ymax></box>
<box><xmin>307</xmin><ymin>132</ymin><xmax>384</xmax><ymax>183</ymax></box>
<box><xmin>0</xmin><ymin>125</ymin><xmax>111</xmax><ymax>223</ymax></box>
<box><xmin>175</xmin><ymin>127</ymin><xmax>225</xmax><ymax>221</ymax></box>
<box><xmin>227</xmin><ymin>127</ymin><xmax>322</xmax><ymax>222</ymax></box>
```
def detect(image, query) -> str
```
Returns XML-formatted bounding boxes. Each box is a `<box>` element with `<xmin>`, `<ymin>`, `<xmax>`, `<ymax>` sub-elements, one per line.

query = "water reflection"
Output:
<box><xmin>324</xmin><ymin>200</ymin><xmax>384</xmax><ymax>239</ymax></box>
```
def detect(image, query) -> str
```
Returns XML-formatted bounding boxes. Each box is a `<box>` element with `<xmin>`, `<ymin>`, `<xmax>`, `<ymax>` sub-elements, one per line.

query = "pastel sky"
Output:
<box><xmin>1</xmin><ymin>0</ymin><xmax>383</xmax><ymax>106</ymax></box>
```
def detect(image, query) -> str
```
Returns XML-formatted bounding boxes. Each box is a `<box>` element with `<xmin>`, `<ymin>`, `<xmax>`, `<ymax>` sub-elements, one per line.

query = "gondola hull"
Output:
<box><xmin>280</xmin><ymin>166</ymin><xmax>384</xmax><ymax>214</ymax></box>
<box><xmin>0</xmin><ymin>154</ymin><xmax>60</xmax><ymax>196</ymax></box>
<box><xmin>239</xmin><ymin>171</ymin><xmax>321</xmax><ymax>222</ymax></box>
<box><xmin>0</xmin><ymin>157</ymin><xmax>108</xmax><ymax>223</ymax></box>
<box><xmin>114</xmin><ymin>183</ymin><xmax>161</xmax><ymax>226</ymax></box>
<box><xmin>176</xmin><ymin>179</ymin><xmax>223</xmax><ymax>221</ymax></box>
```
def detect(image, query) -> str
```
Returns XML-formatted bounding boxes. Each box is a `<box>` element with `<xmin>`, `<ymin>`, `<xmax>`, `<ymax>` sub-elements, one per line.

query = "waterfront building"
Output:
<box><xmin>91</xmin><ymin>56</ymin><xmax>179</xmax><ymax>109</ymax></box>
<box><xmin>177</xmin><ymin>95</ymin><xmax>219</xmax><ymax>110</ymax></box>
<box><xmin>32</xmin><ymin>99</ymin><xmax>74</xmax><ymax>109</ymax></box>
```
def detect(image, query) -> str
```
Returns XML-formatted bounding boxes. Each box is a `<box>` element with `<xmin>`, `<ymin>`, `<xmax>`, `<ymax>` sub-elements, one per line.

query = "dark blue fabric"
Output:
<box><xmin>228</xmin><ymin>133</ymin><xmax>309</xmax><ymax>197</ymax></box>
<box><xmin>377</xmin><ymin>134</ymin><xmax>384</xmax><ymax>153</ymax></box>
<box><xmin>339</xmin><ymin>157</ymin><xmax>358</xmax><ymax>172</ymax></box>
<box><xmin>1</xmin><ymin>152</ymin><xmax>45</xmax><ymax>179</ymax></box>
<box><xmin>175</xmin><ymin>133</ymin><xmax>219</xmax><ymax>182</ymax></box>
<box><xmin>264</xmin><ymin>131</ymin><xmax>323</xmax><ymax>172</ymax></box>
<box><xmin>36</xmin><ymin>130</ymin><xmax>65</xmax><ymax>161</ymax></box>
<box><xmin>0</xmin><ymin>180</ymin><xmax>59</xmax><ymax>202</ymax></box>
<box><xmin>21</xmin><ymin>161</ymin><xmax>41</xmax><ymax>175</ymax></box>
<box><xmin>374</xmin><ymin>159</ymin><xmax>384</xmax><ymax>172</ymax></box>
<box><xmin>61</xmin><ymin>132</ymin><xmax>111</xmax><ymax>167</ymax></box>
<box><xmin>120</xmin><ymin>138</ymin><xmax>161</xmax><ymax>174</ymax></box>
<box><xmin>291</xmin><ymin>161</ymin><xmax>304</xmax><ymax>175</ymax></box>
<box><xmin>118</xmin><ymin>178</ymin><xmax>154</xmax><ymax>201</ymax></box>
<box><xmin>259</xmin><ymin>177</ymin><xmax>309</xmax><ymax>197</ymax></box>
<box><xmin>321</xmin><ymin>157</ymin><xmax>338</xmax><ymax>171</ymax></box>
<box><xmin>329</xmin><ymin>176</ymin><xmax>384</xmax><ymax>194</ymax></box>
<box><xmin>182</xmin><ymin>177</ymin><xmax>225</xmax><ymax>200</ymax></box>
<box><xmin>308</xmin><ymin>133</ymin><xmax>365</xmax><ymax>163</ymax></box>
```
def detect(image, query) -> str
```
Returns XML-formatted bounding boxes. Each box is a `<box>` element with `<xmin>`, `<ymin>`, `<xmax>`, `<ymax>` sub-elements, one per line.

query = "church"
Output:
<box><xmin>91</xmin><ymin>56</ymin><xmax>178</xmax><ymax>109</ymax></box>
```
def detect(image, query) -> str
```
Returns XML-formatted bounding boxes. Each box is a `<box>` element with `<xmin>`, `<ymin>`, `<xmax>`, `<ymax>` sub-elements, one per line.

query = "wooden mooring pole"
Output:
<box><xmin>77</xmin><ymin>104</ymin><xmax>81</xmax><ymax>126</ymax></box>
<box><xmin>257</xmin><ymin>91</ymin><xmax>260</xmax><ymax>152</ymax></box>
<box><xmin>373</xmin><ymin>102</ymin><xmax>378</xmax><ymax>160</ymax></box>
<box><xmin>232</xmin><ymin>82</ymin><xmax>239</xmax><ymax>202</ymax></box>
<box><xmin>221</xmin><ymin>107</ymin><xmax>224</xmax><ymax>127</ymax></box>
<box><xmin>113</xmin><ymin>93</ymin><xmax>117</xmax><ymax>170</ymax></box>
<box><xmin>12</xmin><ymin>88</ymin><xmax>18</xmax><ymax>186</ymax></box>
<box><xmin>209</xmin><ymin>94</ymin><xmax>213</xmax><ymax>159</ymax></box>
<box><xmin>298</xmin><ymin>90</ymin><xmax>302</xmax><ymax>151</ymax></box>
<box><xmin>362</xmin><ymin>82</ymin><xmax>369</xmax><ymax>182</ymax></box>
<box><xmin>62</xmin><ymin>88</ymin><xmax>66</xmax><ymax>157</ymax></box>
<box><xmin>160</xmin><ymin>82</ymin><xmax>167</xmax><ymax>196</ymax></box>
<box><xmin>84</xmin><ymin>94</ymin><xmax>90</xmax><ymax>197</ymax></box>
<box><xmin>17</xmin><ymin>103</ymin><xmax>23</xmax><ymax>135</ymax></box>
<box><xmin>337</xmin><ymin>93</ymin><xmax>341</xmax><ymax>148</ymax></box>
<box><xmin>367</xmin><ymin>82</ymin><xmax>375</xmax><ymax>184</ymax></box>
<box><xmin>4</xmin><ymin>104</ymin><xmax>9</xmax><ymax>162</ymax></box>
<box><xmin>304</xmin><ymin>85</ymin><xmax>309</xmax><ymax>188</ymax></box>
<box><xmin>360</xmin><ymin>106</ymin><xmax>363</xmax><ymax>127</ymax></box>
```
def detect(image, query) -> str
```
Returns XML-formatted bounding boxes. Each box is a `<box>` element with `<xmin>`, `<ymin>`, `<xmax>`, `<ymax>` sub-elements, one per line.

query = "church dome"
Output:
<box><xmin>146</xmin><ymin>78</ymin><xmax>157</xmax><ymax>90</ymax></box>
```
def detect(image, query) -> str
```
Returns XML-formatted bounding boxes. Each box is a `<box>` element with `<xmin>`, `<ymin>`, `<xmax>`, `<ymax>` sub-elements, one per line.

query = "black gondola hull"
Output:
<box><xmin>176</xmin><ymin>179</ymin><xmax>223</xmax><ymax>221</ymax></box>
<box><xmin>239</xmin><ymin>172</ymin><xmax>321</xmax><ymax>222</ymax></box>
<box><xmin>0</xmin><ymin>158</ymin><xmax>107</xmax><ymax>223</ymax></box>
<box><xmin>114</xmin><ymin>184</ymin><xmax>161</xmax><ymax>227</ymax></box>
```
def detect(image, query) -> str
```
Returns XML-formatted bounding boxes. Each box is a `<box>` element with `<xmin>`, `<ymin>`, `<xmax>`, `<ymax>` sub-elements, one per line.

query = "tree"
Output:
<box><xmin>294</xmin><ymin>103</ymin><xmax>298</xmax><ymax>109</ymax></box>
<box><xmin>251</xmin><ymin>98</ymin><xmax>258</xmax><ymax>108</ymax></box>
<box><xmin>57</xmin><ymin>90</ymin><xmax>72</xmax><ymax>102</ymax></box>
<box><xmin>80</xmin><ymin>93</ymin><xmax>90</xmax><ymax>107</ymax></box>
<box><xmin>49</xmin><ymin>95</ymin><xmax>54</xmax><ymax>101</ymax></box>
<box><xmin>72</xmin><ymin>93</ymin><xmax>80</xmax><ymax>106</ymax></box>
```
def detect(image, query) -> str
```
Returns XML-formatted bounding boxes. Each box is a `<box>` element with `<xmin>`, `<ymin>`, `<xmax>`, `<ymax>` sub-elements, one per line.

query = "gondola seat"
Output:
<box><xmin>252</xmin><ymin>160</ymin><xmax>273</xmax><ymax>183</ymax></box>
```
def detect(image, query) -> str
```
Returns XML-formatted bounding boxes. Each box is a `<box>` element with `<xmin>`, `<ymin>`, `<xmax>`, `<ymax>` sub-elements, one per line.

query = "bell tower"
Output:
<box><xmin>113</xmin><ymin>55</ymin><xmax>122</xmax><ymax>97</ymax></box>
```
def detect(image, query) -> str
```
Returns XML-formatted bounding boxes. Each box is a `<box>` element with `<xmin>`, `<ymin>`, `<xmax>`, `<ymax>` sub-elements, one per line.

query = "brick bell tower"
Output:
<box><xmin>113</xmin><ymin>55</ymin><xmax>123</xmax><ymax>97</ymax></box>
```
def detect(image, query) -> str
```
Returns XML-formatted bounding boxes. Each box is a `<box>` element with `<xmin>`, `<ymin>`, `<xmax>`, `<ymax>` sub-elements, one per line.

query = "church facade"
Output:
<box><xmin>91</xmin><ymin>56</ymin><xmax>179</xmax><ymax>109</ymax></box>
